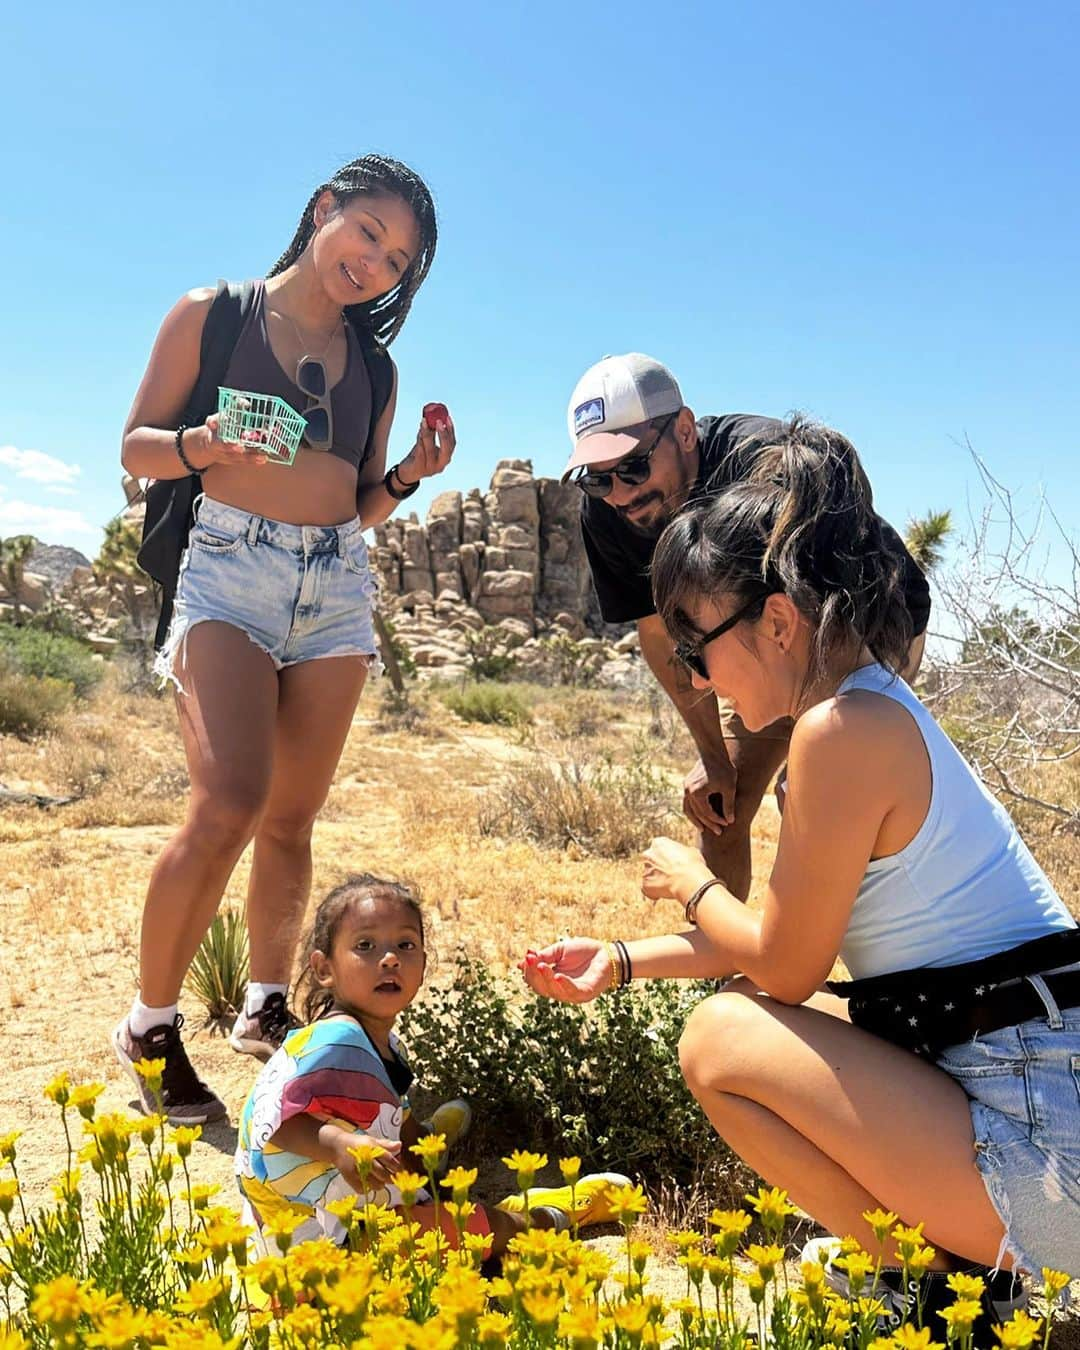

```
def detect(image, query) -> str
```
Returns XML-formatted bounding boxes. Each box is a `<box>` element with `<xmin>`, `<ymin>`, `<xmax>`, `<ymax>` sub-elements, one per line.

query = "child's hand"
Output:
<box><xmin>333</xmin><ymin>1133</ymin><xmax>403</xmax><ymax>1192</ymax></box>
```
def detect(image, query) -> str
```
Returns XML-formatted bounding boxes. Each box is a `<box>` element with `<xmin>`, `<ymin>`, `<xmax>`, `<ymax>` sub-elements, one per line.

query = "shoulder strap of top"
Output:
<box><xmin>346</xmin><ymin>313</ymin><xmax>395</xmax><ymax>460</ymax></box>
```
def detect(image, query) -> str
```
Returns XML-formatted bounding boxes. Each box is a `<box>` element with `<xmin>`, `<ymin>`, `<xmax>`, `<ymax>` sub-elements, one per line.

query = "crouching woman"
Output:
<box><xmin>523</xmin><ymin>416</ymin><xmax>1080</xmax><ymax>1294</ymax></box>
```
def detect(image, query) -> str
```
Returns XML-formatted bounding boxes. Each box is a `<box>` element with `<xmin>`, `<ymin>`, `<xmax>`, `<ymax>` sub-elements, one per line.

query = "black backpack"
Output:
<box><xmin>136</xmin><ymin>280</ymin><xmax>395</xmax><ymax>649</ymax></box>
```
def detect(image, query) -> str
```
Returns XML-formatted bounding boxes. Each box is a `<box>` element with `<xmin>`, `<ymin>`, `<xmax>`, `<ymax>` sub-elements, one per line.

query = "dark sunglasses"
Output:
<box><xmin>297</xmin><ymin>358</ymin><xmax>333</xmax><ymax>450</ymax></box>
<box><xmin>572</xmin><ymin>412</ymin><xmax>676</xmax><ymax>499</ymax></box>
<box><xmin>674</xmin><ymin>592</ymin><xmax>774</xmax><ymax>680</ymax></box>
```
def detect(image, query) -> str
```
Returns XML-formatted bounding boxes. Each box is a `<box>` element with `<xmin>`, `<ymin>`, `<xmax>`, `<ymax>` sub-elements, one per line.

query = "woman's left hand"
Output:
<box><xmin>519</xmin><ymin>938</ymin><xmax>611</xmax><ymax>1003</ymax></box>
<box><xmin>641</xmin><ymin>836</ymin><xmax>714</xmax><ymax>906</ymax></box>
<box><xmin>397</xmin><ymin>409</ymin><xmax>456</xmax><ymax>485</ymax></box>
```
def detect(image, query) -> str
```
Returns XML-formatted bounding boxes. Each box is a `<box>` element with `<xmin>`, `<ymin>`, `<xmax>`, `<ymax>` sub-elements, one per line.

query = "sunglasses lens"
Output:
<box><xmin>304</xmin><ymin>406</ymin><xmax>331</xmax><ymax>446</ymax></box>
<box><xmin>577</xmin><ymin>474</ymin><xmax>613</xmax><ymax>499</ymax></box>
<box><xmin>298</xmin><ymin>359</ymin><xmax>326</xmax><ymax>398</ymax></box>
<box><xmin>615</xmin><ymin>457</ymin><xmax>652</xmax><ymax>486</ymax></box>
<box><xmin>676</xmin><ymin>644</ymin><xmax>706</xmax><ymax>679</ymax></box>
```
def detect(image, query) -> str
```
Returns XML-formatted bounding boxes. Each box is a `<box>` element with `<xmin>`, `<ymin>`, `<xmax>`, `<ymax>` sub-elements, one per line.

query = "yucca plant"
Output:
<box><xmin>184</xmin><ymin>906</ymin><xmax>250</xmax><ymax>1021</ymax></box>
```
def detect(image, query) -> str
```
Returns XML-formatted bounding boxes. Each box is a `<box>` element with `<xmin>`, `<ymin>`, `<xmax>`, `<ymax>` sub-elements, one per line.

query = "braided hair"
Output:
<box><xmin>268</xmin><ymin>155</ymin><xmax>437</xmax><ymax>347</ymax></box>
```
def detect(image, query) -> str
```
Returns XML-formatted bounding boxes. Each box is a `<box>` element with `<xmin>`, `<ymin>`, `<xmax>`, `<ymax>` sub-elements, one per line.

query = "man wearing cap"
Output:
<box><xmin>563</xmin><ymin>354</ymin><xmax>930</xmax><ymax>901</ymax></box>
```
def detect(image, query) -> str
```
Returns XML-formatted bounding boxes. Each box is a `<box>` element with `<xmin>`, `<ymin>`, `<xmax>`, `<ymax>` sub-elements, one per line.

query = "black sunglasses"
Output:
<box><xmin>572</xmin><ymin>412</ymin><xmax>676</xmax><ymax>499</ymax></box>
<box><xmin>297</xmin><ymin>357</ymin><xmax>333</xmax><ymax>450</ymax></box>
<box><xmin>674</xmin><ymin>592</ymin><xmax>774</xmax><ymax>680</ymax></box>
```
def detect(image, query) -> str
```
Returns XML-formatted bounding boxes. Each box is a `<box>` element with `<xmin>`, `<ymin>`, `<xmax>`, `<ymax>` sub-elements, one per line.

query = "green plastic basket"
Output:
<box><xmin>217</xmin><ymin>387</ymin><xmax>307</xmax><ymax>466</ymax></box>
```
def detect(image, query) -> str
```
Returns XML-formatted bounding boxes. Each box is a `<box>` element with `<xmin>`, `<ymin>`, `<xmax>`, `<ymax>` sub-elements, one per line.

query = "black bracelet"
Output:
<box><xmin>383</xmin><ymin>463</ymin><xmax>420</xmax><ymax>500</ymax></box>
<box><xmin>175</xmin><ymin>424</ymin><xmax>199</xmax><ymax>475</ymax></box>
<box><xmin>684</xmin><ymin>878</ymin><xmax>725</xmax><ymax>926</ymax></box>
<box><xmin>615</xmin><ymin>939</ymin><xmax>632</xmax><ymax>987</ymax></box>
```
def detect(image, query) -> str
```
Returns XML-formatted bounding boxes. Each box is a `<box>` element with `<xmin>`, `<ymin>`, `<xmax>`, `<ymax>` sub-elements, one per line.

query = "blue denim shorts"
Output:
<box><xmin>936</xmin><ymin>976</ymin><xmax>1080</xmax><ymax>1276</ymax></box>
<box><xmin>154</xmin><ymin>497</ymin><xmax>380</xmax><ymax>692</ymax></box>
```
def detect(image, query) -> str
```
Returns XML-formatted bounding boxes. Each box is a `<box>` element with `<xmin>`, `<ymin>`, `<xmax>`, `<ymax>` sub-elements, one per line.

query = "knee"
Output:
<box><xmin>256</xmin><ymin>803</ymin><xmax>321</xmax><ymax>849</ymax></box>
<box><xmin>679</xmin><ymin>993</ymin><xmax>752</xmax><ymax>1098</ymax></box>
<box><xmin>187</xmin><ymin>786</ymin><xmax>264</xmax><ymax>853</ymax></box>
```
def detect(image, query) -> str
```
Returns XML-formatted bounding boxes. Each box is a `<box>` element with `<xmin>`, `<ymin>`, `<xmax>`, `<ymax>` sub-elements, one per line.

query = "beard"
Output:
<box><xmin>615</xmin><ymin>491</ymin><xmax>674</xmax><ymax>538</ymax></box>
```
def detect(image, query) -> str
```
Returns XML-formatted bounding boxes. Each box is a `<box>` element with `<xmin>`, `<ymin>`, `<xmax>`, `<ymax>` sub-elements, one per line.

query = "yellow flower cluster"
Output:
<box><xmin>0</xmin><ymin>1075</ymin><xmax>1075</xmax><ymax>1349</ymax></box>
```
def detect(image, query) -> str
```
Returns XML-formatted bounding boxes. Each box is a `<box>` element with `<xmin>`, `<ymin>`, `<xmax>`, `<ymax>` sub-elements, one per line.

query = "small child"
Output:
<box><xmin>235</xmin><ymin>873</ymin><xmax>630</xmax><ymax>1256</ymax></box>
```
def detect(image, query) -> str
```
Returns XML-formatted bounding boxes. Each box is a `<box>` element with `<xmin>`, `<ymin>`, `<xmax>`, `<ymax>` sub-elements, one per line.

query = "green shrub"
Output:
<box><xmin>478</xmin><ymin>742</ymin><xmax>675</xmax><ymax>856</ymax></box>
<box><xmin>0</xmin><ymin>654</ymin><xmax>72</xmax><ymax>737</ymax></box>
<box><xmin>402</xmin><ymin>952</ymin><xmax>752</xmax><ymax>1205</ymax></box>
<box><xmin>462</xmin><ymin>626</ymin><xmax>519</xmax><ymax>681</ymax></box>
<box><xmin>184</xmin><ymin>907</ymin><xmax>250</xmax><ymax>1021</ymax></box>
<box><xmin>438</xmin><ymin>680</ymin><xmax>533</xmax><ymax>727</ymax></box>
<box><xmin>0</xmin><ymin>624</ymin><xmax>103</xmax><ymax>698</ymax></box>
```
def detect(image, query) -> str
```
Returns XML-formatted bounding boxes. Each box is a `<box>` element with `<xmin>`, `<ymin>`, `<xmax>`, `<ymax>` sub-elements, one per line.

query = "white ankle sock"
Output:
<box><xmin>129</xmin><ymin>996</ymin><xmax>178</xmax><ymax>1038</ymax></box>
<box><xmin>244</xmin><ymin>982</ymin><xmax>288</xmax><ymax>1017</ymax></box>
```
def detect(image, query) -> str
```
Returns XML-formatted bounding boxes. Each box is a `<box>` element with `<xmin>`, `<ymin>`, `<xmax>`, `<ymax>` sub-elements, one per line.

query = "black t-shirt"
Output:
<box><xmin>581</xmin><ymin>413</ymin><xmax>931</xmax><ymax>633</ymax></box>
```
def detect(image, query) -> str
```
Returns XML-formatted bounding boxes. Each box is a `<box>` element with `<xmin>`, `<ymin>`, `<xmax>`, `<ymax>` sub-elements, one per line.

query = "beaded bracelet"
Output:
<box><xmin>175</xmin><ymin>424</ymin><xmax>199</xmax><ymax>474</ymax></box>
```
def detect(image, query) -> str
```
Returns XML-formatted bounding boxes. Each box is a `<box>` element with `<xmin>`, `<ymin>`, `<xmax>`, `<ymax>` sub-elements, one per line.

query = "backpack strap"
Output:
<box><xmin>138</xmin><ymin>280</ymin><xmax>256</xmax><ymax>648</ymax></box>
<box><xmin>346</xmin><ymin>314</ymin><xmax>396</xmax><ymax>470</ymax></box>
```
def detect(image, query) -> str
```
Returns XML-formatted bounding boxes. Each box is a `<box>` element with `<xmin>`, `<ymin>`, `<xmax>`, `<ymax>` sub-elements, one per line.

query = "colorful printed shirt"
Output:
<box><xmin>235</xmin><ymin>1014</ymin><xmax>416</xmax><ymax>1249</ymax></box>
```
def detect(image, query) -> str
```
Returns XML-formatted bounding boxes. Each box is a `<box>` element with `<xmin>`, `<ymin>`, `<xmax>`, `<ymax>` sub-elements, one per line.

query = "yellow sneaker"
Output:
<box><xmin>496</xmin><ymin>1172</ymin><xmax>633</xmax><ymax>1228</ymax></box>
<box><xmin>422</xmin><ymin>1099</ymin><xmax>472</xmax><ymax>1149</ymax></box>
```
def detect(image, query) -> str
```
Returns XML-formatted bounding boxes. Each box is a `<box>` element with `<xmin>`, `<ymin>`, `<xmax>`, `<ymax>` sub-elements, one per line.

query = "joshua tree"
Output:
<box><xmin>905</xmin><ymin>509</ymin><xmax>952</xmax><ymax>573</ymax></box>
<box><xmin>0</xmin><ymin>534</ymin><xmax>35</xmax><ymax>624</ymax></box>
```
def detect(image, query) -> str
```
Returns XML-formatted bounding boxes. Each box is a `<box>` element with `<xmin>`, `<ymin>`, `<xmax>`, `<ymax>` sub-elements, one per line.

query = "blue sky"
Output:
<box><xmin>1</xmin><ymin>1</ymin><xmax>1077</xmax><ymax>585</ymax></box>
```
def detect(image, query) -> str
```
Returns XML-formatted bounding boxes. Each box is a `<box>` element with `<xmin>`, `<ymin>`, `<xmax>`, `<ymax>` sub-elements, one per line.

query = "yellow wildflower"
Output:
<box><xmin>746</xmin><ymin>1242</ymin><xmax>785</xmax><ymax>1282</ymax></box>
<box><xmin>440</xmin><ymin>1165</ymin><xmax>478</xmax><ymax>1203</ymax></box>
<box><xmin>746</xmin><ymin>1184</ymin><xmax>798</xmax><ymax>1236</ymax></box>
<box><xmin>69</xmin><ymin>1083</ymin><xmax>106</xmax><ymax>1119</ymax></box>
<box><xmin>30</xmin><ymin>1274</ymin><xmax>88</xmax><ymax>1330</ymax></box>
<box><xmin>606</xmin><ymin>1182</ymin><xmax>649</xmax><ymax>1227</ymax></box>
<box><xmin>947</xmin><ymin>1271</ymin><xmax>987</xmax><ymax>1300</ymax></box>
<box><xmin>170</xmin><ymin>1124</ymin><xmax>202</xmax><ymax>1159</ymax></box>
<box><xmin>136</xmin><ymin>1112</ymin><xmax>166</xmax><ymax>1148</ymax></box>
<box><xmin>744</xmin><ymin>1270</ymin><xmax>768</xmax><ymax>1306</ymax></box>
<box><xmin>477</xmin><ymin>1309</ymin><xmax>512</xmax><ymax>1347</ymax></box>
<box><xmin>612</xmin><ymin>1298</ymin><xmax>651</xmax><ymax>1336</ymax></box>
<box><xmin>86</xmin><ymin>1306</ymin><xmax>153</xmax><ymax>1348</ymax></box>
<box><xmin>263</xmin><ymin>1207</ymin><xmax>307</xmax><ymax>1253</ymax></box>
<box><xmin>863</xmin><ymin>1207</ymin><xmax>900</xmax><ymax>1244</ymax></box>
<box><xmin>994</xmin><ymin>1309</ymin><xmax>1044</xmax><ymax>1349</ymax></box>
<box><xmin>133</xmin><ymin>1057</ymin><xmax>165</xmax><ymax>1093</ymax></box>
<box><xmin>892</xmin><ymin>1221</ymin><xmax>927</xmax><ymax>1263</ymax></box>
<box><xmin>410</xmin><ymin>1132</ymin><xmax>448</xmax><ymax>1170</ymax></box>
<box><xmin>940</xmin><ymin>1298</ymin><xmax>984</xmax><ymax>1339</ymax></box>
<box><xmin>43</xmin><ymin>1071</ymin><xmax>71</xmax><ymax>1106</ymax></box>
<box><xmin>395</xmin><ymin>1168</ymin><xmax>426</xmax><ymax>1208</ymax></box>
<box><xmin>521</xmin><ymin>1288</ymin><xmax>563</xmax><ymax>1326</ymax></box>
<box><xmin>559</xmin><ymin>1156</ymin><xmax>582</xmax><ymax>1184</ymax></box>
<box><xmin>836</xmin><ymin>1248</ymin><xmax>875</xmax><ymax>1295</ymax></box>
<box><xmin>0</xmin><ymin>1180</ymin><xmax>19</xmax><ymax>1217</ymax></box>
<box><xmin>174</xmin><ymin>1274</ymin><xmax>229</xmax><ymax>1318</ymax></box>
<box><xmin>280</xmin><ymin>1305</ymin><xmax>323</xmax><ymax>1344</ymax></box>
<box><xmin>908</xmin><ymin>1244</ymin><xmax>937</xmax><ymax>1276</ymax></box>
<box><xmin>0</xmin><ymin>1331</ymin><xmax>29</xmax><ymax>1350</ymax></box>
<box><xmin>708</xmin><ymin>1207</ymin><xmax>752</xmax><ymax>1255</ymax></box>
<box><xmin>184</xmin><ymin>1183</ymin><xmax>220</xmax><ymax>1212</ymax></box>
<box><xmin>0</xmin><ymin>1131</ymin><xmax>21</xmax><ymax>1165</ymax></box>
<box><xmin>558</xmin><ymin>1301</ymin><xmax>604</xmax><ymax>1348</ymax></box>
<box><xmin>1042</xmin><ymin>1268</ymin><xmax>1070</xmax><ymax>1302</ymax></box>
<box><xmin>502</xmin><ymin>1148</ymin><xmax>547</xmax><ymax>1191</ymax></box>
<box><xmin>892</xmin><ymin>1326</ymin><xmax>945</xmax><ymax>1350</ymax></box>
<box><xmin>630</xmin><ymin>1239</ymin><xmax>651</xmax><ymax>1275</ymax></box>
<box><xmin>679</xmin><ymin>1246</ymin><xmax>706</xmax><ymax>1286</ymax></box>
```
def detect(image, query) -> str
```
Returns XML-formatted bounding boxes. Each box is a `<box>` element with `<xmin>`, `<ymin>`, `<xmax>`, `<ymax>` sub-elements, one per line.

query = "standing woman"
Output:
<box><xmin>115</xmin><ymin>155</ymin><xmax>453</xmax><ymax>1124</ymax></box>
<box><xmin>524</xmin><ymin>417</ymin><xmax>1080</xmax><ymax>1296</ymax></box>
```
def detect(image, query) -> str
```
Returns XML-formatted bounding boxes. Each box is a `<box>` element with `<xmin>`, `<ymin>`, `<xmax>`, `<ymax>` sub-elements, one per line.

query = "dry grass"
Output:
<box><xmin>1</xmin><ymin>669</ymin><xmax>1078</xmax><ymax>1337</ymax></box>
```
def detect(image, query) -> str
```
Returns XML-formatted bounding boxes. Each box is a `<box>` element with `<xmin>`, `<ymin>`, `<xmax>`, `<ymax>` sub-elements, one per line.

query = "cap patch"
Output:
<box><xmin>573</xmin><ymin>397</ymin><xmax>605</xmax><ymax>436</ymax></box>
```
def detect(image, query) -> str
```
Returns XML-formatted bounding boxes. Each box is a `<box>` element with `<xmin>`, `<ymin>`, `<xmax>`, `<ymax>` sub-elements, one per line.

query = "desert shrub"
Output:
<box><xmin>541</xmin><ymin>689</ymin><xmax>612</xmax><ymax>740</ymax></box>
<box><xmin>403</xmin><ymin>951</ymin><xmax>753</xmax><ymax>1204</ymax></box>
<box><xmin>462</xmin><ymin>626</ymin><xmax>519</xmax><ymax>681</ymax></box>
<box><xmin>184</xmin><ymin>907</ymin><xmax>249</xmax><ymax>1021</ymax></box>
<box><xmin>438</xmin><ymin>680</ymin><xmax>533</xmax><ymax>727</ymax></box>
<box><xmin>25</xmin><ymin>601</ymin><xmax>86</xmax><ymax>640</ymax></box>
<box><xmin>530</xmin><ymin>633</ymin><xmax>605</xmax><ymax>687</ymax></box>
<box><xmin>0</xmin><ymin>624</ymin><xmax>103</xmax><ymax>698</ymax></box>
<box><xmin>0</xmin><ymin>653</ymin><xmax>72</xmax><ymax>737</ymax></box>
<box><xmin>478</xmin><ymin>743</ymin><xmax>674</xmax><ymax>856</ymax></box>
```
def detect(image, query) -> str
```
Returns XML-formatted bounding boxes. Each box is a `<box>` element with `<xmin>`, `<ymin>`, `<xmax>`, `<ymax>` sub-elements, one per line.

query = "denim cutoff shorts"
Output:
<box><xmin>936</xmin><ymin>975</ymin><xmax>1080</xmax><ymax>1276</ymax></box>
<box><xmin>154</xmin><ymin>497</ymin><xmax>380</xmax><ymax>693</ymax></box>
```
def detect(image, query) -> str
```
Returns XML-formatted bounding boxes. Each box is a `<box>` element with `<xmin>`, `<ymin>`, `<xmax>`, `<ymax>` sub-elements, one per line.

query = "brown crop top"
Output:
<box><xmin>221</xmin><ymin>280</ymin><xmax>374</xmax><ymax>469</ymax></box>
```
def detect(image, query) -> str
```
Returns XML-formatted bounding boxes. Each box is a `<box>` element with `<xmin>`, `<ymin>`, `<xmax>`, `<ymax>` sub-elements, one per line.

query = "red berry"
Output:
<box><xmin>423</xmin><ymin>402</ymin><xmax>449</xmax><ymax>429</ymax></box>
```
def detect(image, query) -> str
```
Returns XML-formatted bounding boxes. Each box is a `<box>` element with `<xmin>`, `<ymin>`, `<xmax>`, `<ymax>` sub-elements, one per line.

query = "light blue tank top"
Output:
<box><xmin>836</xmin><ymin>663</ymin><xmax>1074</xmax><ymax>980</ymax></box>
